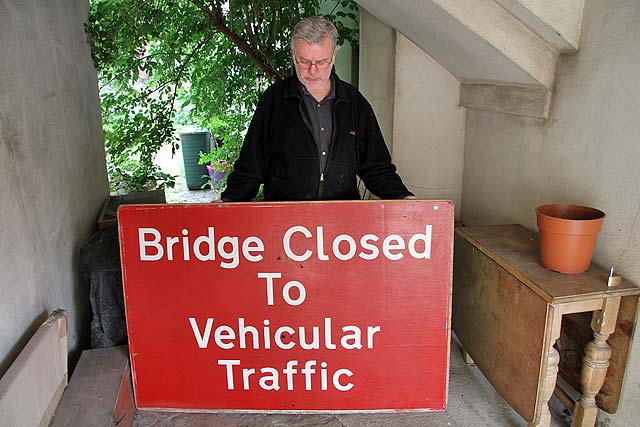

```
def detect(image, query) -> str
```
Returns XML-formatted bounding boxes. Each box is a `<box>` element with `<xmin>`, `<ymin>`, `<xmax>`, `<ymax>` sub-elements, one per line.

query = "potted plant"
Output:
<box><xmin>198</xmin><ymin>132</ymin><xmax>241</xmax><ymax>192</ymax></box>
<box><xmin>196</xmin><ymin>113</ymin><xmax>250</xmax><ymax>193</ymax></box>
<box><xmin>206</xmin><ymin>159</ymin><xmax>234</xmax><ymax>191</ymax></box>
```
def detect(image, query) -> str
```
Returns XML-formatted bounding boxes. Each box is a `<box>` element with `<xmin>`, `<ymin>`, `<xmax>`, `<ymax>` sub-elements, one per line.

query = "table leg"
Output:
<box><xmin>528</xmin><ymin>307</ymin><xmax>562</xmax><ymax>427</ymax></box>
<box><xmin>571</xmin><ymin>297</ymin><xmax>621</xmax><ymax>427</ymax></box>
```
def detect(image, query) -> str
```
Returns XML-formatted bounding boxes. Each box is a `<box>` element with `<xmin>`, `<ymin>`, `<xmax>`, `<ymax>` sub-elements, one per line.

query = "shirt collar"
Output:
<box><xmin>298</xmin><ymin>74</ymin><xmax>336</xmax><ymax>103</ymax></box>
<box><xmin>284</xmin><ymin>72</ymin><xmax>349</xmax><ymax>104</ymax></box>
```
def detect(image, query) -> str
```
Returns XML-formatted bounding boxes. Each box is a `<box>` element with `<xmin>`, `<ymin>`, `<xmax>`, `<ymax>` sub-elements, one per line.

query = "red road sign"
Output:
<box><xmin>118</xmin><ymin>200</ymin><xmax>453</xmax><ymax>412</ymax></box>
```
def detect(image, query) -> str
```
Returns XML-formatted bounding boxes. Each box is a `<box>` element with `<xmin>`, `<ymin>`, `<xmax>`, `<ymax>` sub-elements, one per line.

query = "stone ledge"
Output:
<box><xmin>460</xmin><ymin>83</ymin><xmax>551</xmax><ymax>119</ymax></box>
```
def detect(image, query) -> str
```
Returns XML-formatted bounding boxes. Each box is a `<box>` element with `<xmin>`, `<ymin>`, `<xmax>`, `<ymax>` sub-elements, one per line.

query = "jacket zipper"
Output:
<box><xmin>297</xmin><ymin>97</ymin><xmax>327</xmax><ymax>199</ymax></box>
<box><xmin>296</xmin><ymin>92</ymin><xmax>345</xmax><ymax>199</ymax></box>
<box><xmin>318</xmin><ymin>98</ymin><xmax>344</xmax><ymax>199</ymax></box>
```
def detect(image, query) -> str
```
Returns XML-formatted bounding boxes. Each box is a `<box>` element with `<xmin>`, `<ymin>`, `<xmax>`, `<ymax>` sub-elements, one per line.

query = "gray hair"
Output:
<box><xmin>291</xmin><ymin>17</ymin><xmax>339</xmax><ymax>53</ymax></box>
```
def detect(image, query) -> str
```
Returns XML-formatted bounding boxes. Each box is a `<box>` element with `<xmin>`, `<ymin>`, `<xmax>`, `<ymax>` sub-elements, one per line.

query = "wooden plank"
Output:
<box><xmin>50</xmin><ymin>346</ymin><xmax>131</xmax><ymax>426</ymax></box>
<box><xmin>453</xmin><ymin>235</ymin><xmax>548</xmax><ymax>422</ymax></box>
<box><xmin>556</xmin><ymin>295</ymin><xmax>639</xmax><ymax>413</ymax></box>
<box><xmin>455</xmin><ymin>226</ymin><xmax>640</xmax><ymax>303</ymax></box>
<box><xmin>0</xmin><ymin>310</ymin><xmax>68</xmax><ymax>427</ymax></box>
<box><xmin>114</xmin><ymin>357</ymin><xmax>135</xmax><ymax>427</ymax></box>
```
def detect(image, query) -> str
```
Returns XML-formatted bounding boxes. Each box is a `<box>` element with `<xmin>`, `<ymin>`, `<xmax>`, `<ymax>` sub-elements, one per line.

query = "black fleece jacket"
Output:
<box><xmin>221</xmin><ymin>73</ymin><xmax>413</xmax><ymax>201</ymax></box>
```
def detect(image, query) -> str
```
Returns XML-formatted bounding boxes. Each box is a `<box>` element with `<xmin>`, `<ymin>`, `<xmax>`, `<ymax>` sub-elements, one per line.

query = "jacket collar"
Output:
<box><xmin>283</xmin><ymin>70</ymin><xmax>351</xmax><ymax>103</ymax></box>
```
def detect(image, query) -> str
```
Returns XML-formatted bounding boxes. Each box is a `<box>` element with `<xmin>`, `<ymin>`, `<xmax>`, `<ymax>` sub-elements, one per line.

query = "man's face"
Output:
<box><xmin>292</xmin><ymin>36</ymin><xmax>335</xmax><ymax>92</ymax></box>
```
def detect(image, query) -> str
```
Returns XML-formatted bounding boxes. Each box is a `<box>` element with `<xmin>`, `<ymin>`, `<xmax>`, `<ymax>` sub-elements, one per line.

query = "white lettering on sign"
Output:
<box><xmin>359</xmin><ymin>234</ymin><xmax>379</xmax><ymax>260</ymax></box>
<box><xmin>282</xmin><ymin>280</ymin><xmax>306</xmax><ymax>306</ymax></box>
<box><xmin>258</xmin><ymin>273</ymin><xmax>307</xmax><ymax>306</ymax></box>
<box><xmin>137</xmin><ymin>225</ymin><xmax>432</xmax><ymax>267</ymax></box>
<box><xmin>189</xmin><ymin>317</ymin><xmax>214</xmax><ymax>348</ymax></box>
<box><xmin>332</xmin><ymin>234</ymin><xmax>357</xmax><ymax>260</ymax></box>
<box><xmin>257</xmin><ymin>272</ymin><xmax>281</xmax><ymax>305</ymax></box>
<box><xmin>218</xmin><ymin>359</ymin><xmax>354</xmax><ymax>391</ymax></box>
<box><xmin>139</xmin><ymin>228</ymin><xmax>163</xmax><ymax>261</ymax></box>
<box><xmin>282</xmin><ymin>225</ymin><xmax>432</xmax><ymax>262</ymax></box>
<box><xmin>138</xmin><ymin>227</ymin><xmax>264</xmax><ymax>268</ymax></box>
<box><xmin>188</xmin><ymin>317</ymin><xmax>381</xmax><ymax>351</ymax></box>
<box><xmin>283</xmin><ymin>226</ymin><xmax>313</xmax><ymax>261</ymax></box>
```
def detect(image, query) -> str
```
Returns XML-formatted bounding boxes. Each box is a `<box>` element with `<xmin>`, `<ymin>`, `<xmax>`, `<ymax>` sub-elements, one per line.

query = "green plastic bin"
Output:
<box><xmin>179</xmin><ymin>131</ymin><xmax>211</xmax><ymax>190</ymax></box>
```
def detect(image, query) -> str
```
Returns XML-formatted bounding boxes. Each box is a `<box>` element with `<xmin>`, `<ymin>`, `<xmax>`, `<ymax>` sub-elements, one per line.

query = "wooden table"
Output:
<box><xmin>453</xmin><ymin>225</ymin><xmax>639</xmax><ymax>427</ymax></box>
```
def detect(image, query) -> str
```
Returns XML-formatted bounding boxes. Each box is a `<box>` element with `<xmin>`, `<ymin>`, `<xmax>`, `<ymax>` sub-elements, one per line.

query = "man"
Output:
<box><xmin>221</xmin><ymin>16</ymin><xmax>414</xmax><ymax>202</ymax></box>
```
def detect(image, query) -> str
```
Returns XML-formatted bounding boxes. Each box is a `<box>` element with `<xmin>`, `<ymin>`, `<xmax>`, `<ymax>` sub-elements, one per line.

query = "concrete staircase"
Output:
<box><xmin>357</xmin><ymin>0</ymin><xmax>584</xmax><ymax>119</ymax></box>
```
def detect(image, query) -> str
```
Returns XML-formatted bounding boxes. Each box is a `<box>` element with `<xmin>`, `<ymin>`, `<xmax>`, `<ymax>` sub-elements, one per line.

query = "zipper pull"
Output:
<box><xmin>320</xmin><ymin>173</ymin><xmax>324</xmax><ymax>182</ymax></box>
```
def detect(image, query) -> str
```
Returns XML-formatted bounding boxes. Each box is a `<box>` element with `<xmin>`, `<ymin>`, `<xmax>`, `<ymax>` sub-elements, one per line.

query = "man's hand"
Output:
<box><xmin>211</xmin><ymin>199</ymin><xmax>224</xmax><ymax>203</ymax></box>
<box><xmin>404</xmin><ymin>195</ymin><xmax>417</xmax><ymax>200</ymax></box>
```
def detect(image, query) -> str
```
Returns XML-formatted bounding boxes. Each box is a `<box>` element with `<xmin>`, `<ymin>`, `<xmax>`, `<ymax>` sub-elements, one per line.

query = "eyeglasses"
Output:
<box><xmin>294</xmin><ymin>54</ymin><xmax>334</xmax><ymax>70</ymax></box>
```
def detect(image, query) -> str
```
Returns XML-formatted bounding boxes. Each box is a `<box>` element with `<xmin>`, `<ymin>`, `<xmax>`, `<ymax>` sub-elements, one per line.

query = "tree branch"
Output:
<box><xmin>190</xmin><ymin>0</ymin><xmax>283</xmax><ymax>81</ymax></box>
<box><xmin>192</xmin><ymin>0</ymin><xmax>216</xmax><ymax>22</ymax></box>
<box><xmin>167</xmin><ymin>31</ymin><xmax>215</xmax><ymax>113</ymax></box>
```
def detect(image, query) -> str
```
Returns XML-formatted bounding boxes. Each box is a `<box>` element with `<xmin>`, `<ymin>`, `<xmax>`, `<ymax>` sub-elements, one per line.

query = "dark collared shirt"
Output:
<box><xmin>299</xmin><ymin>75</ymin><xmax>335</xmax><ymax>173</ymax></box>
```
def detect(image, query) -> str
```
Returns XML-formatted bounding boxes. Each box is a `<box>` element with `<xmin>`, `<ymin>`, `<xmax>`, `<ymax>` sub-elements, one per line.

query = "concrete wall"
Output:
<box><xmin>359</xmin><ymin>8</ymin><xmax>396</xmax><ymax>153</ymax></box>
<box><xmin>392</xmin><ymin>34</ymin><xmax>465</xmax><ymax>214</ymax></box>
<box><xmin>495</xmin><ymin>0</ymin><xmax>585</xmax><ymax>51</ymax></box>
<box><xmin>358</xmin><ymin>0</ymin><xmax>556</xmax><ymax>89</ymax></box>
<box><xmin>461</xmin><ymin>1</ymin><xmax>640</xmax><ymax>425</ymax></box>
<box><xmin>359</xmin><ymin>8</ymin><xmax>465</xmax><ymax>213</ymax></box>
<box><xmin>0</xmin><ymin>0</ymin><xmax>108</xmax><ymax>375</ymax></box>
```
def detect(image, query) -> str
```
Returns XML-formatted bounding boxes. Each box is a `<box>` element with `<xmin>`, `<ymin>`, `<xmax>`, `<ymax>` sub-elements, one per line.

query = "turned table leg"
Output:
<box><xmin>528</xmin><ymin>311</ymin><xmax>562</xmax><ymax>427</ymax></box>
<box><xmin>572</xmin><ymin>297</ymin><xmax>621</xmax><ymax>427</ymax></box>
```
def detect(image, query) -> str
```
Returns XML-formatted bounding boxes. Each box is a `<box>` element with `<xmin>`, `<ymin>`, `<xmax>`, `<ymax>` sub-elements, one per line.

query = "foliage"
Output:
<box><xmin>87</xmin><ymin>0</ymin><xmax>359</xmax><ymax>194</ymax></box>
<box><xmin>194</xmin><ymin>113</ymin><xmax>246</xmax><ymax>169</ymax></box>
<box><xmin>108</xmin><ymin>156</ymin><xmax>175</xmax><ymax>195</ymax></box>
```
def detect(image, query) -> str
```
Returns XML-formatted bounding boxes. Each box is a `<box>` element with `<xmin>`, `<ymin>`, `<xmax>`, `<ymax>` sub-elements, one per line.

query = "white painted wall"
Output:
<box><xmin>392</xmin><ymin>34</ymin><xmax>465</xmax><ymax>215</ymax></box>
<box><xmin>462</xmin><ymin>2</ymin><xmax>640</xmax><ymax>424</ymax></box>
<box><xmin>0</xmin><ymin>0</ymin><xmax>108</xmax><ymax>374</ymax></box>
<box><xmin>359</xmin><ymin>8</ymin><xmax>396</xmax><ymax>152</ymax></box>
<box><xmin>495</xmin><ymin>0</ymin><xmax>585</xmax><ymax>52</ymax></box>
<box><xmin>358</xmin><ymin>0</ymin><xmax>556</xmax><ymax>88</ymax></box>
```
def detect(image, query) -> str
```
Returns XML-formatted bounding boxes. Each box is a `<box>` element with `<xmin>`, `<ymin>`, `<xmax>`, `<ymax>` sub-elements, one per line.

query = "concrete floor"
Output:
<box><xmin>156</xmin><ymin>141</ymin><xmax>220</xmax><ymax>204</ymax></box>
<box><xmin>132</xmin><ymin>336</ymin><xmax>570</xmax><ymax>427</ymax></box>
<box><xmin>165</xmin><ymin>175</ymin><xmax>219</xmax><ymax>204</ymax></box>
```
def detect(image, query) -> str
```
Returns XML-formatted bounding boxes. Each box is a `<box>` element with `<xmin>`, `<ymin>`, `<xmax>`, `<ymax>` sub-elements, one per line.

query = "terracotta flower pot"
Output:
<box><xmin>535</xmin><ymin>204</ymin><xmax>605</xmax><ymax>274</ymax></box>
